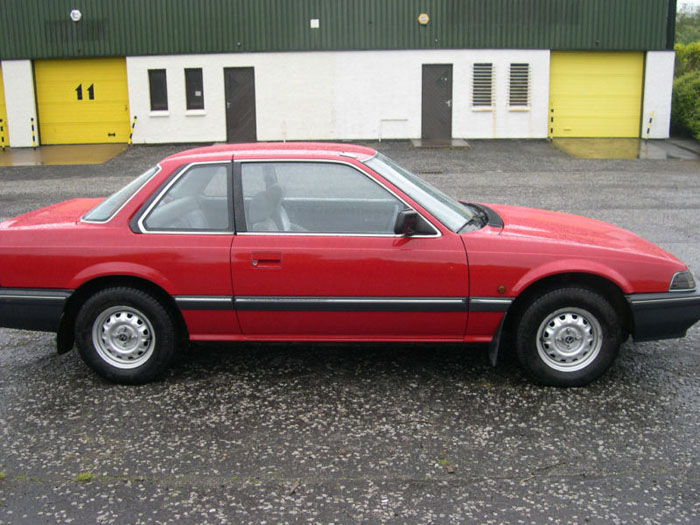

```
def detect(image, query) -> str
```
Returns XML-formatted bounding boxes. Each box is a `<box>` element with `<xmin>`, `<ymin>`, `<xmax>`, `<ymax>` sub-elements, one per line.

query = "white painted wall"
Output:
<box><xmin>0</xmin><ymin>50</ymin><xmax>677</xmax><ymax>146</ymax></box>
<box><xmin>642</xmin><ymin>51</ymin><xmax>675</xmax><ymax>139</ymax></box>
<box><xmin>1</xmin><ymin>60</ymin><xmax>39</xmax><ymax>148</ymax></box>
<box><xmin>127</xmin><ymin>49</ymin><xmax>551</xmax><ymax>143</ymax></box>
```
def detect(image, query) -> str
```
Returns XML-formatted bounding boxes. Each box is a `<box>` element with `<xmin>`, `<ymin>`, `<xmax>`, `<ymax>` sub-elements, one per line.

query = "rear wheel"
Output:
<box><xmin>75</xmin><ymin>287</ymin><xmax>178</xmax><ymax>384</ymax></box>
<box><xmin>516</xmin><ymin>288</ymin><xmax>623</xmax><ymax>387</ymax></box>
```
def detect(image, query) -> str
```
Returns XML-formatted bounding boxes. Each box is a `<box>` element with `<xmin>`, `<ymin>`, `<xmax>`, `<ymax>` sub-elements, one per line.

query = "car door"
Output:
<box><xmin>230</xmin><ymin>159</ymin><xmax>469</xmax><ymax>340</ymax></box>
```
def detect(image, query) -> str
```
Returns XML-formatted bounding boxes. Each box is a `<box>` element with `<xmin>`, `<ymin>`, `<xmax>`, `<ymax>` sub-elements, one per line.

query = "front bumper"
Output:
<box><xmin>0</xmin><ymin>288</ymin><xmax>72</xmax><ymax>332</ymax></box>
<box><xmin>626</xmin><ymin>289</ymin><xmax>700</xmax><ymax>341</ymax></box>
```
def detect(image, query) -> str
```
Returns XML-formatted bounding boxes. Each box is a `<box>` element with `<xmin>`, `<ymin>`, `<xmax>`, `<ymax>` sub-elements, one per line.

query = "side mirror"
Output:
<box><xmin>394</xmin><ymin>209</ymin><xmax>434</xmax><ymax>236</ymax></box>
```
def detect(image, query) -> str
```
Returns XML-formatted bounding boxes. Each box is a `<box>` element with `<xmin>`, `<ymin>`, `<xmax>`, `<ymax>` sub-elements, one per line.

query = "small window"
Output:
<box><xmin>241</xmin><ymin>162</ymin><xmax>404</xmax><ymax>234</ymax></box>
<box><xmin>185</xmin><ymin>68</ymin><xmax>204</xmax><ymax>110</ymax></box>
<box><xmin>509</xmin><ymin>63</ymin><xmax>530</xmax><ymax>107</ymax></box>
<box><xmin>472</xmin><ymin>63</ymin><xmax>493</xmax><ymax>107</ymax></box>
<box><xmin>142</xmin><ymin>163</ymin><xmax>231</xmax><ymax>232</ymax></box>
<box><xmin>148</xmin><ymin>69</ymin><xmax>168</xmax><ymax>111</ymax></box>
<box><xmin>83</xmin><ymin>167</ymin><xmax>158</xmax><ymax>222</ymax></box>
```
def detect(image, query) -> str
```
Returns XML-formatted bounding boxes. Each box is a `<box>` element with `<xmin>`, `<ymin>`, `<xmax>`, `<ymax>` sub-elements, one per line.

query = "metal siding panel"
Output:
<box><xmin>0</xmin><ymin>0</ymin><xmax>672</xmax><ymax>59</ymax></box>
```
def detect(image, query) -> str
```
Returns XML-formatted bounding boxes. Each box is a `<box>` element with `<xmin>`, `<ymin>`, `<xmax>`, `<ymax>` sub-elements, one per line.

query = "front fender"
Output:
<box><xmin>511</xmin><ymin>259</ymin><xmax>633</xmax><ymax>296</ymax></box>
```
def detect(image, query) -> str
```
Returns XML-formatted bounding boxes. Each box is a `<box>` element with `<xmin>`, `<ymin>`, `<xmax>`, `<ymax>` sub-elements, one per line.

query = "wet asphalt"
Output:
<box><xmin>0</xmin><ymin>140</ymin><xmax>699</xmax><ymax>524</ymax></box>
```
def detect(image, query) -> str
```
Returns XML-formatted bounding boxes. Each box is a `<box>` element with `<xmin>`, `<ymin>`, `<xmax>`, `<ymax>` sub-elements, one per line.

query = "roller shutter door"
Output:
<box><xmin>549</xmin><ymin>52</ymin><xmax>644</xmax><ymax>138</ymax></box>
<box><xmin>0</xmin><ymin>65</ymin><xmax>8</xmax><ymax>148</ymax></box>
<box><xmin>34</xmin><ymin>58</ymin><xmax>129</xmax><ymax>144</ymax></box>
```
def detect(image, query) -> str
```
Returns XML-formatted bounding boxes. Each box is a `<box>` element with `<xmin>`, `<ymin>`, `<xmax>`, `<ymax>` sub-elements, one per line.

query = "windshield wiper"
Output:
<box><xmin>459</xmin><ymin>204</ymin><xmax>488</xmax><ymax>232</ymax></box>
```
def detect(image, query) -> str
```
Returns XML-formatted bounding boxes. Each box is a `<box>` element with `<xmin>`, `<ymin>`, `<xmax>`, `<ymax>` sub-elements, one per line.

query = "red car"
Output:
<box><xmin>0</xmin><ymin>143</ymin><xmax>698</xmax><ymax>386</ymax></box>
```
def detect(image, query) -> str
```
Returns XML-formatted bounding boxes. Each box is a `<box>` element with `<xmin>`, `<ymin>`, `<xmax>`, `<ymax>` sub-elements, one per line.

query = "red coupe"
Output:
<box><xmin>1</xmin><ymin>143</ymin><xmax>698</xmax><ymax>386</ymax></box>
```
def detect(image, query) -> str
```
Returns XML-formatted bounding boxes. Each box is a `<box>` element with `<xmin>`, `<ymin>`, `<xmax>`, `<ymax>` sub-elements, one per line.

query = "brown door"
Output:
<box><xmin>421</xmin><ymin>64</ymin><xmax>453</xmax><ymax>140</ymax></box>
<box><xmin>224</xmin><ymin>67</ymin><xmax>257</xmax><ymax>143</ymax></box>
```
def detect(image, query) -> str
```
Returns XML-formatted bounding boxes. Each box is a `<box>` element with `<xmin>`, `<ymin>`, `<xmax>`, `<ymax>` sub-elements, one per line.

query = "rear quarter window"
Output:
<box><xmin>83</xmin><ymin>166</ymin><xmax>159</xmax><ymax>222</ymax></box>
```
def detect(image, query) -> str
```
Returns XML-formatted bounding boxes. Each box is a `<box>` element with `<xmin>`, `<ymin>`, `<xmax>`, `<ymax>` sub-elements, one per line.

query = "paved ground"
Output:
<box><xmin>0</xmin><ymin>140</ymin><xmax>699</xmax><ymax>523</ymax></box>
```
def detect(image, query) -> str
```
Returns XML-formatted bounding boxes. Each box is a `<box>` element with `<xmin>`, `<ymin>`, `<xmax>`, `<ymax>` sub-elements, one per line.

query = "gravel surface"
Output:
<box><xmin>1</xmin><ymin>140</ymin><xmax>699</xmax><ymax>523</ymax></box>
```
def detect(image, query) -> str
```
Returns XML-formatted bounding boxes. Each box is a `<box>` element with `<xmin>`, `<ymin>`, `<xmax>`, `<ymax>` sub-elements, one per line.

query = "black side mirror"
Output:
<box><xmin>394</xmin><ymin>209</ymin><xmax>434</xmax><ymax>236</ymax></box>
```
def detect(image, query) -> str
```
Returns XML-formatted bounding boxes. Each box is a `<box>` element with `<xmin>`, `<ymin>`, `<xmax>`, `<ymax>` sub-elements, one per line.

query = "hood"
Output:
<box><xmin>486</xmin><ymin>203</ymin><xmax>680</xmax><ymax>263</ymax></box>
<box><xmin>0</xmin><ymin>198</ymin><xmax>104</xmax><ymax>230</ymax></box>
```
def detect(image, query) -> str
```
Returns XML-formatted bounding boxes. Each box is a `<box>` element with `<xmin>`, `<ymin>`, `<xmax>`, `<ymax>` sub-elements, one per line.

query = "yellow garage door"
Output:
<box><xmin>34</xmin><ymin>58</ymin><xmax>129</xmax><ymax>144</ymax></box>
<box><xmin>549</xmin><ymin>52</ymin><xmax>644</xmax><ymax>138</ymax></box>
<box><xmin>0</xmin><ymin>65</ymin><xmax>8</xmax><ymax>148</ymax></box>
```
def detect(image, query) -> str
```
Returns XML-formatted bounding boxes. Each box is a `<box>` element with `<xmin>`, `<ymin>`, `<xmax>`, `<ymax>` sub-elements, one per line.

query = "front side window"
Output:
<box><xmin>185</xmin><ymin>68</ymin><xmax>204</xmax><ymax>110</ymax></box>
<box><xmin>240</xmin><ymin>162</ymin><xmax>404</xmax><ymax>234</ymax></box>
<box><xmin>142</xmin><ymin>163</ymin><xmax>230</xmax><ymax>232</ymax></box>
<box><xmin>148</xmin><ymin>69</ymin><xmax>168</xmax><ymax>111</ymax></box>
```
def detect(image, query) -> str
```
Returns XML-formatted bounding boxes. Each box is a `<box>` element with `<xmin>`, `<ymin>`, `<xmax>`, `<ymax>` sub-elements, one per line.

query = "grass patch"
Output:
<box><xmin>73</xmin><ymin>472</ymin><xmax>96</xmax><ymax>483</ymax></box>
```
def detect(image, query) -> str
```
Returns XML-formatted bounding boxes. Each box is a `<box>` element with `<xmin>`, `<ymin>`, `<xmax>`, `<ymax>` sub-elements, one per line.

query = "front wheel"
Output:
<box><xmin>516</xmin><ymin>288</ymin><xmax>623</xmax><ymax>387</ymax></box>
<box><xmin>75</xmin><ymin>287</ymin><xmax>178</xmax><ymax>384</ymax></box>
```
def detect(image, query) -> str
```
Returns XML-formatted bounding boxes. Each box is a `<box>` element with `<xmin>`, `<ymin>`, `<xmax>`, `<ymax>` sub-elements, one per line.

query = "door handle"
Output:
<box><xmin>251</xmin><ymin>252</ymin><xmax>282</xmax><ymax>268</ymax></box>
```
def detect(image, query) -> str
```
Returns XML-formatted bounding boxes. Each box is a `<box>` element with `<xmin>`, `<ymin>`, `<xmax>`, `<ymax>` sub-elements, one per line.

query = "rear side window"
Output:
<box><xmin>83</xmin><ymin>166</ymin><xmax>159</xmax><ymax>222</ymax></box>
<box><xmin>141</xmin><ymin>163</ymin><xmax>231</xmax><ymax>232</ymax></box>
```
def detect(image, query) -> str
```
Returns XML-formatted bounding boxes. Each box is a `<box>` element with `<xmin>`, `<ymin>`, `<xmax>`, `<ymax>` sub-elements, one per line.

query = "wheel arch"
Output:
<box><xmin>494</xmin><ymin>272</ymin><xmax>633</xmax><ymax>364</ymax></box>
<box><xmin>57</xmin><ymin>275</ymin><xmax>188</xmax><ymax>354</ymax></box>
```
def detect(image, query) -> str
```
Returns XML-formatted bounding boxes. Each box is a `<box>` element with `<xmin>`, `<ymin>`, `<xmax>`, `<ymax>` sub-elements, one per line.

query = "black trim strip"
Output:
<box><xmin>233</xmin><ymin>160</ymin><xmax>247</xmax><ymax>233</ymax></box>
<box><xmin>0</xmin><ymin>288</ymin><xmax>72</xmax><ymax>332</ymax></box>
<box><xmin>174</xmin><ymin>296</ymin><xmax>234</xmax><ymax>311</ymax></box>
<box><xmin>469</xmin><ymin>297</ymin><xmax>513</xmax><ymax>312</ymax></box>
<box><xmin>626</xmin><ymin>290</ymin><xmax>700</xmax><ymax>341</ymax></box>
<box><xmin>174</xmin><ymin>295</ymin><xmax>516</xmax><ymax>313</ymax></box>
<box><xmin>626</xmin><ymin>291</ymin><xmax>700</xmax><ymax>309</ymax></box>
<box><xmin>234</xmin><ymin>296</ymin><xmax>467</xmax><ymax>312</ymax></box>
<box><xmin>0</xmin><ymin>289</ymin><xmax>72</xmax><ymax>302</ymax></box>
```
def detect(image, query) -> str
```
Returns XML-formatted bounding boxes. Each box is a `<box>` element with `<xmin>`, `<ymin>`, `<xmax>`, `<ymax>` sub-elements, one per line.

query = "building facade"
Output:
<box><xmin>0</xmin><ymin>0</ymin><xmax>678</xmax><ymax>147</ymax></box>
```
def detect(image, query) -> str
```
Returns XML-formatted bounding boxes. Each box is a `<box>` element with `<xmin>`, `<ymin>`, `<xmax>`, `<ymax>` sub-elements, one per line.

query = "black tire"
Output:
<box><xmin>515</xmin><ymin>287</ymin><xmax>623</xmax><ymax>387</ymax></box>
<box><xmin>75</xmin><ymin>287</ymin><xmax>178</xmax><ymax>384</ymax></box>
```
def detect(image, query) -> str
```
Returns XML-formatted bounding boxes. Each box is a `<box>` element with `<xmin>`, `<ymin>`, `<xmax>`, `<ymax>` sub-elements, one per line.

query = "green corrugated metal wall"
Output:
<box><xmin>0</xmin><ymin>0</ymin><xmax>675</xmax><ymax>60</ymax></box>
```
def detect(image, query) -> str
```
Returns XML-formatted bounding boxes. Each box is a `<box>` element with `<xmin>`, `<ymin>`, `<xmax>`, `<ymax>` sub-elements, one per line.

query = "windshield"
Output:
<box><xmin>83</xmin><ymin>166</ymin><xmax>159</xmax><ymax>222</ymax></box>
<box><xmin>365</xmin><ymin>153</ymin><xmax>473</xmax><ymax>232</ymax></box>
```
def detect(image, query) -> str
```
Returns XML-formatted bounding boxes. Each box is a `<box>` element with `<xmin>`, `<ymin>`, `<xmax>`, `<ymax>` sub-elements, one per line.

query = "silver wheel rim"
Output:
<box><xmin>536</xmin><ymin>307</ymin><xmax>603</xmax><ymax>372</ymax></box>
<box><xmin>92</xmin><ymin>306</ymin><xmax>156</xmax><ymax>369</ymax></box>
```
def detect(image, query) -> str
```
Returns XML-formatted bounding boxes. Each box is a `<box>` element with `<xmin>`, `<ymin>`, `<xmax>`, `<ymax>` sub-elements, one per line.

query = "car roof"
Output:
<box><xmin>162</xmin><ymin>142</ymin><xmax>377</xmax><ymax>164</ymax></box>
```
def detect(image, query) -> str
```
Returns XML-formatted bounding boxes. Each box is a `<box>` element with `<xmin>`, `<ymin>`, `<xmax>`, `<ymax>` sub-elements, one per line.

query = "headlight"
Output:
<box><xmin>669</xmin><ymin>271</ymin><xmax>697</xmax><ymax>292</ymax></box>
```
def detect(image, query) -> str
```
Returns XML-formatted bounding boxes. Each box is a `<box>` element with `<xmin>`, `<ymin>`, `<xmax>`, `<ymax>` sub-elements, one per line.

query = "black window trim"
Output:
<box><xmin>234</xmin><ymin>158</ymin><xmax>441</xmax><ymax>238</ymax></box>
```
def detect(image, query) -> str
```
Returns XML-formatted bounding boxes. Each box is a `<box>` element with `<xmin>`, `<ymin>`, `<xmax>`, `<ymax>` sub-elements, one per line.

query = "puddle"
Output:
<box><xmin>0</xmin><ymin>144</ymin><xmax>128</xmax><ymax>166</ymax></box>
<box><xmin>552</xmin><ymin>138</ymin><xmax>700</xmax><ymax>160</ymax></box>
